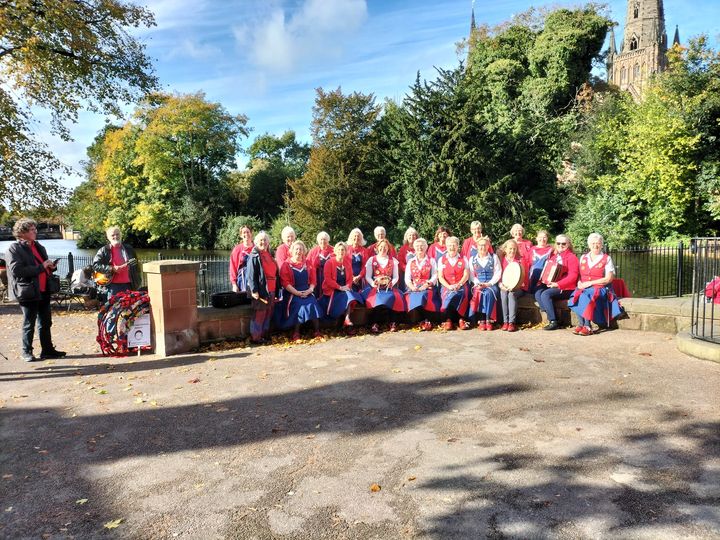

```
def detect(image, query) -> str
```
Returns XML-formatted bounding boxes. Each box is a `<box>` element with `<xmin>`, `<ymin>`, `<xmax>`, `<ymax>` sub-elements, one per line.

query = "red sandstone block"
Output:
<box><xmin>199</xmin><ymin>320</ymin><xmax>221</xmax><ymax>342</ymax></box>
<box><xmin>160</xmin><ymin>272</ymin><xmax>197</xmax><ymax>291</ymax></box>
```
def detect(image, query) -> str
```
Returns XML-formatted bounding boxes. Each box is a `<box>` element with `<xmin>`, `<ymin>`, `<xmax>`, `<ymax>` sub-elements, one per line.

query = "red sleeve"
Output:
<box><xmin>460</xmin><ymin>238</ymin><xmax>471</xmax><ymax>258</ymax></box>
<box><xmin>280</xmin><ymin>262</ymin><xmax>294</xmax><ymax>288</ymax></box>
<box><xmin>307</xmin><ymin>246</ymin><xmax>319</xmax><ymax>268</ymax></box>
<box><xmin>323</xmin><ymin>259</ymin><xmax>339</xmax><ymax>293</ymax></box>
<box><xmin>398</xmin><ymin>245</ymin><xmax>409</xmax><ymax>272</ymax></box>
<box><xmin>557</xmin><ymin>252</ymin><xmax>580</xmax><ymax>290</ymax></box>
<box><xmin>229</xmin><ymin>244</ymin><xmax>242</xmax><ymax>283</ymax></box>
<box><xmin>307</xmin><ymin>262</ymin><xmax>317</xmax><ymax>287</ymax></box>
<box><xmin>276</xmin><ymin>244</ymin><xmax>289</xmax><ymax>269</ymax></box>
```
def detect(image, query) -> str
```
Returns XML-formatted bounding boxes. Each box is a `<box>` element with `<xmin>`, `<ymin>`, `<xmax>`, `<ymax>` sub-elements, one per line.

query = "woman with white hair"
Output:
<box><xmin>462</xmin><ymin>221</ymin><xmax>493</xmax><ymax>258</ymax></box>
<box><xmin>509</xmin><ymin>223</ymin><xmax>533</xmax><ymax>261</ymax></box>
<box><xmin>368</xmin><ymin>226</ymin><xmax>397</xmax><ymax>258</ymax></box>
<box><xmin>246</xmin><ymin>231</ymin><xmax>280</xmax><ymax>344</ymax></box>
<box><xmin>307</xmin><ymin>231</ymin><xmax>333</xmax><ymax>298</ymax></box>
<box><xmin>404</xmin><ymin>237</ymin><xmax>439</xmax><ymax>331</ymax></box>
<box><xmin>92</xmin><ymin>226</ymin><xmax>140</xmax><ymax>298</ymax></box>
<box><xmin>275</xmin><ymin>225</ymin><xmax>296</xmax><ymax>269</ymax></box>
<box><xmin>278</xmin><ymin>240</ymin><xmax>322</xmax><ymax>342</ymax></box>
<box><xmin>437</xmin><ymin>236</ymin><xmax>471</xmax><ymax>330</ymax></box>
<box><xmin>468</xmin><ymin>236</ymin><xmax>501</xmax><ymax>330</ymax></box>
<box><xmin>347</xmin><ymin>228</ymin><xmax>369</xmax><ymax>291</ymax></box>
<box><xmin>568</xmin><ymin>233</ymin><xmax>623</xmax><ymax>335</ymax></box>
<box><xmin>362</xmin><ymin>238</ymin><xmax>405</xmax><ymax>333</ymax></box>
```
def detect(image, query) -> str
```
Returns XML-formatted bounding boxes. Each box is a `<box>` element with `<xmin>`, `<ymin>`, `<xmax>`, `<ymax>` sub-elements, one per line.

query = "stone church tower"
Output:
<box><xmin>606</xmin><ymin>0</ymin><xmax>680</xmax><ymax>98</ymax></box>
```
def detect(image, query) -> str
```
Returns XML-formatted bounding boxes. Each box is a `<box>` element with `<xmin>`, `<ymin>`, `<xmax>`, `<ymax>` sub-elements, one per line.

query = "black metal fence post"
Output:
<box><xmin>676</xmin><ymin>241</ymin><xmax>684</xmax><ymax>297</ymax></box>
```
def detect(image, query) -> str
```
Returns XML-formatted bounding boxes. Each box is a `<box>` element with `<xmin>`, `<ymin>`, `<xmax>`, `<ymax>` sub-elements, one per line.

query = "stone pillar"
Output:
<box><xmin>143</xmin><ymin>260</ymin><xmax>201</xmax><ymax>357</ymax></box>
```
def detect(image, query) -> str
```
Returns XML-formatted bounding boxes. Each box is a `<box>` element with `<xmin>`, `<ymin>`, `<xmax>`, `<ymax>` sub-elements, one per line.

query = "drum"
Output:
<box><xmin>501</xmin><ymin>261</ymin><xmax>524</xmax><ymax>291</ymax></box>
<box><xmin>540</xmin><ymin>257</ymin><xmax>562</xmax><ymax>285</ymax></box>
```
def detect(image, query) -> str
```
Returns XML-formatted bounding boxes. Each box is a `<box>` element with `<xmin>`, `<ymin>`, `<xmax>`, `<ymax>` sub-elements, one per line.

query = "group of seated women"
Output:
<box><xmin>228</xmin><ymin>223</ymin><xmax>623</xmax><ymax>344</ymax></box>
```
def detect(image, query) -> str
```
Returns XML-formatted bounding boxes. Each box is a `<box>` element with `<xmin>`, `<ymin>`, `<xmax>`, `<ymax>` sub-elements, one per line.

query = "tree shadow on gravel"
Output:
<box><xmin>0</xmin><ymin>373</ymin><xmax>528</xmax><ymax>538</ymax></box>
<box><xmin>0</xmin><ymin>353</ymin><xmax>247</xmax><ymax>381</ymax></box>
<box><xmin>419</xmin><ymin>414</ymin><xmax>720</xmax><ymax>538</ymax></box>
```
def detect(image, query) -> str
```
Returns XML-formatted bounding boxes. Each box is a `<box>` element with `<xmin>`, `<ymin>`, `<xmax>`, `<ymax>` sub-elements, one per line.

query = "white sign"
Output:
<box><xmin>127</xmin><ymin>314</ymin><xmax>151</xmax><ymax>348</ymax></box>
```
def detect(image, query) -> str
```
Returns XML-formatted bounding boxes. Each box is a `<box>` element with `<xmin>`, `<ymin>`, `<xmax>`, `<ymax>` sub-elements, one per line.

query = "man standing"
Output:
<box><xmin>7</xmin><ymin>218</ymin><xmax>65</xmax><ymax>362</ymax></box>
<box><xmin>92</xmin><ymin>226</ymin><xmax>140</xmax><ymax>298</ymax></box>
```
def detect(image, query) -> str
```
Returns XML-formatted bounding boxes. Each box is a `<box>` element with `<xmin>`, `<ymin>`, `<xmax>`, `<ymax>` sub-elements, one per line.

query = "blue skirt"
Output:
<box><xmin>405</xmin><ymin>287</ymin><xmax>441</xmax><ymax>312</ymax></box>
<box><xmin>362</xmin><ymin>286</ymin><xmax>406</xmax><ymax>312</ymax></box>
<box><xmin>276</xmin><ymin>294</ymin><xmax>322</xmax><ymax>329</ymax></box>
<box><xmin>568</xmin><ymin>285</ymin><xmax>623</xmax><ymax>325</ymax></box>
<box><xmin>321</xmin><ymin>289</ymin><xmax>364</xmax><ymax>319</ymax></box>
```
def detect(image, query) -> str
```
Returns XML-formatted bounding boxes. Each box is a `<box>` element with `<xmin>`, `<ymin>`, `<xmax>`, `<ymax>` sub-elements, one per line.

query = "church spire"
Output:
<box><xmin>673</xmin><ymin>25</ymin><xmax>680</xmax><ymax>45</ymax></box>
<box><xmin>609</xmin><ymin>25</ymin><xmax>617</xmax><ymax>55</ymax></box>
<box><xmin>470</xmin><ymin>0</ymin><xmax>476</xmax><ymax>32</ymax></box>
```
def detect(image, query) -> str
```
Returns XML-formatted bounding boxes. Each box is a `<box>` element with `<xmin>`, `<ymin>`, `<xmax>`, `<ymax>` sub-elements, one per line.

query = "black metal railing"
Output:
<box><xmin>607</xmin><ymin>242</ymin><xmax>692</xmax><ymax>298</ymax></box>
<box><xmin>689</xmin><ymin>238</ymin><xmax>720</xmax><ymax>344</ymax></box>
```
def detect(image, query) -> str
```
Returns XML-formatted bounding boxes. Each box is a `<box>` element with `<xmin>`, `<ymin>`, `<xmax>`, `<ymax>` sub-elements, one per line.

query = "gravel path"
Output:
<box><xmin>1</xmin><ymin>304</ymin><xmax>719</xmax><ymax>539</ymax></box>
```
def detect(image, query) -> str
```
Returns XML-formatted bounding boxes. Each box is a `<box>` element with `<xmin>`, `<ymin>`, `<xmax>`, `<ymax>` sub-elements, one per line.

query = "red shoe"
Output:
<box><xmin>458</xmin><ymin>319</ymin><xmax>471</xmax><ymax>330</ymax></box>
<box><xmin>477</xmin><ymin>322</ymin><xmax>486</xmax><ymax>331</ymax></box>
<box><xmin>485</xmin><ymin>322</ymin><xmax>494</xmax><ymax>331</ymax></box>
<box><xmin>507</xmin><ymin>323</ymin><xmax>517</xmax><ymax>332</ymax></box>
<box><xmin>292</xmin><ymin>332</ymin><xmax>302</xmax><ymax>342</ymax></box>
<box><xmin>501</xmin><ymin>323</ymin><xmax>509</xmax><ymax>331</ymax></box>
<box><xmin>345</xmin><ymin>325</ymin><xmax>356</xmax><ymax>336</ymax></box>
<box><xmin>443</xmin><ymin>320</ymin><xmax>454</xmax><ymax>331</ymax></box>
<box><xmin>370</xmin><ymin>323</ymin><xmax>381</xmax><ymax>334</ymax></box>
<box><xmin>313</xmin><ymin>331</ymin><xmax>323</xmax><ymax>339</ymax></box>
<box><xmin>389</xmin><ymin>322</ymin><xmax>398</xmax><ymax>332</ymax></box>
<box><xmin>579</xmin><ymin>326</ymin><xmax>593</xmax><ymax>336</ymax></box>
<box><xmin>572</xmin><ymin>326</ymin><xmax>583</xmax><ymax>335</ymax></box>
<box><xmin>419</xmin><ymin>320</ymin><xmax>433</xmax><ymax>332</ymax></box>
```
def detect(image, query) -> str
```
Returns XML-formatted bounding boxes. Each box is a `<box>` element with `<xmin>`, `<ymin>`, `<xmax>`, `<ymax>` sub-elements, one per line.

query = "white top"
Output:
<box><xmin>581</xmin><ymin>252</ymin><xmax>616</xmax><ymax>275</ymax></box>
<box><xmin>469</xmin><ymin>253</ymin><xmax>502</xmax><ymax>286</ymax></box>
<box><xmin>404</xmin><ymin>255</ymin><xmax>438</xmax><ymax>288</ymax></box>
<box><xmin>71</xmin><ymin>268</ymin><xmax>94</xmax><ymax>288</ymax></box>
<box><xmin>364</xmin><ymin>255</ymin><xmax>399</xmax><ymax>287</ymax></box>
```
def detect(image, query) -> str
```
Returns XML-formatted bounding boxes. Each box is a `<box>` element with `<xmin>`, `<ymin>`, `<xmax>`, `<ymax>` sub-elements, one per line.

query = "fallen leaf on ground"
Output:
<box><xmin>76</xmin><ymin>498</ymin><xmax>88</xmax><ymax>505</ymax></box>
<box><xmin>370</xmin><ymin>483</ymin><xmax>381</xmax><ymax>492</ymax></box>
<box><xmin>638</xmin><ymin>352</ymin><xmax>652</xmax><ymax>357</ymax></box>
<box><xmin>447</xmin><ymin>437</ymin><xmax>459</xmax><ymax>443</ymax></box>
<box><xmin>104</xmin><ymin>518</ymin><xmax>123</xmax><ymax>529</ymax></box>
<box><xmin>414</xmin><ymin>345</ymin><xmax>422</xmax><ymax>351</ymax></box>
<box><xmin>519</xmin><ymin>347</ymin><xmax>530</xmax><ymax>352</ymax></box>
<box><xmin>407</xmin><ymin>476</ymin><xmax>416</xmax><ymax>481</ymax></box>
<box><xmin>533</xmin><ymin>358</ymin><xmax>545</xmax><ymax>363</ymax></box>
<box><xmin>188</xmin><ymin>378</ymin><xmax>200</xmax><ymax>384</ymax></box>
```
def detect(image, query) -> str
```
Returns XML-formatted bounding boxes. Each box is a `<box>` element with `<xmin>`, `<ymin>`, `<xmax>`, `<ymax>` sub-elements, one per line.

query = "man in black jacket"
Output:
<box><xmin>7</xmin><ymin>218</ymin><xmax>66</xmax><ymax>362</ymax></box>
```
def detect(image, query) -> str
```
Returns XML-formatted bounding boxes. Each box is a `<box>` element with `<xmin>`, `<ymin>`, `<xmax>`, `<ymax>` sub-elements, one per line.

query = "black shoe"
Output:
<box><xmin>40</xmin><ymin>350</ymin><xmax>66</xmax><ymax>359</ymax></box>
<box><xmin>22</xmin><ymin>352</ymin><xmax>37</xmax><ymax>362</ymax></box>
<box><xmin>543</xmin><ymin>321</ymin><xmax>559</xmax><ymax>331</ymax></box>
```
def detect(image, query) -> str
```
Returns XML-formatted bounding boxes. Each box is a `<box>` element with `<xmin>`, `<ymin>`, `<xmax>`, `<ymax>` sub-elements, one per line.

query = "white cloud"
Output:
<box><xmin>234</xmin><ymin>0</ymin><xmax>368</xmax><ymax>73</ymax></box>
<box><xmin>167</xmin><ymin>38</ymin><xmax>221</xmax><ymax>60</ymax></box>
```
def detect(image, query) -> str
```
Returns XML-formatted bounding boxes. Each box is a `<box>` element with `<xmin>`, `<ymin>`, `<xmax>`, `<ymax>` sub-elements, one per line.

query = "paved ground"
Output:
<box><xmin>1</xmin><ymin>304</ymin><xmax>720</xmax><ymax>539</ymax></box>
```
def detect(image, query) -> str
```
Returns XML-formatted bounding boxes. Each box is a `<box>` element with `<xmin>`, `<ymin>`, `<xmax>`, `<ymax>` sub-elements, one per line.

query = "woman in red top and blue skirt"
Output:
<box><xmin>404</xmin><ymin>237</ymin><xmax>439</xmax><ymax>330</ymax></box>
<box><xmin>568</xmin><ymin>233</ymin><xmax>623</xmax><ymax>335</ymax></box>
<box><xmin>321</xmin><ymin>242</ymin><xmax>364</xmax><ymax>335</ymax></box>
<box><xmin>362</xmin><ymin>239</ymin><xmax>405</xmax><ymax>333</ymax></box>
<box><xmin>347</xmin><ymin>228</ymin><xmax>369</xmax><ymax>292</ymax></box>
<box><xmin>526</xmin><ymin>229</ymin><xmax>553</xmax><ymax>294</ymax></box>
<box><xmin>307</xmin><ymin>231</ymin><xmax>334</xmax><ymax>299</ymax></box>
<box><xmin>437</xmin><ymin>236</ymin><xmax>471</xmax><ymax>330</ymax></box>
<box><xmin>428</xmin><ymin>226</ymin><xmax>451</xmax><ymax>262</ymax></box>
<box><xmin>278</xmin><ymin>240</ymin><xmax>323</xmax><ymax>342</ymax></box>
<box><xmin>468</xmin><ymin>237</ymin><xmax>501</xmax><ymax>330</ymax></box>
<box><xmin>397</xmin><ymin>227</ymin><xmax>419</xmax><ymax>292</ymax></box>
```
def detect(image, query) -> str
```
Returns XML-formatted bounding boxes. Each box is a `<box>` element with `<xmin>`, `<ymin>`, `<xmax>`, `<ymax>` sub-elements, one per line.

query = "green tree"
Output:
<box><xmin>288</xmin><ymin>88</ymin><xmax>387</xmax><ymax>241</ymax></box>
<box><xmin>79</xmin><ymin>92</ymin><xmax>249</xmax><ymax>248</ymax></box>
<box><xmin>229</xmin><ymin>131</ymin><xmax>310</xmax><ymax>223</ymax></box>
<box><xmin>0</xmin><ymin>0</ymin><xmax>158</xmax><ymax>209</ymax></box>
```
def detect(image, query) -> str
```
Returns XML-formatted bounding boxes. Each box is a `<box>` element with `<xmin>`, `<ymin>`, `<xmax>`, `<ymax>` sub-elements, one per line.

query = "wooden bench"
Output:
<box><xmin>51</xmin><ymin>276</ymin><xmax>95</xmax><ymax>311</ymax></box>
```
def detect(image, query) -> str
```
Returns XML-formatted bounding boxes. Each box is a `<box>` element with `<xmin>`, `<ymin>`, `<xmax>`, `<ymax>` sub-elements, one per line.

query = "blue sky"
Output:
<box><xmin>43</xmin><ymin>0</ymin><xmax>720</xmax><ymax>191</ymax></box>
